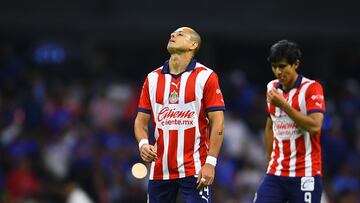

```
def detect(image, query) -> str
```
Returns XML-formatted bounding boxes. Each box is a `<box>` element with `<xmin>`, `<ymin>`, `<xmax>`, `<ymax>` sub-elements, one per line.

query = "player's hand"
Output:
<box><xmin>196</xmin><ymin>163</ymin><xmax>215</xmax><ymax>190</ymax></box>
<box><xmin>267</xmin><ymin>89</ymin><xmax>287</xmax><ymax>108</ymax></box>
<box><xmin>140</xmin><ymin>144</ymin><xmax>157</xmax><ymax>163</ymax></box>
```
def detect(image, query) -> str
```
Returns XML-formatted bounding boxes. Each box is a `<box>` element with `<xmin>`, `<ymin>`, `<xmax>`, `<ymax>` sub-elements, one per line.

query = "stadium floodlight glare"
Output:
<box><xmin>131</xmin><ymin>163</ymin><xmax>147</xmax><ymax>179</ymax></box>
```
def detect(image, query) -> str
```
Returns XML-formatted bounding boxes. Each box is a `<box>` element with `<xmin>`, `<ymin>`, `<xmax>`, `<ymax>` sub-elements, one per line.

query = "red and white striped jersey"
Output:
<box><xmin>138</xmin><ymin>59</ymin><xmax>225</xmax><ymax>180</ymax></box>
<box><xmin>266</xmin><ymin>75</ymin><xmax>326</xmax><ymax>177</ymax></box>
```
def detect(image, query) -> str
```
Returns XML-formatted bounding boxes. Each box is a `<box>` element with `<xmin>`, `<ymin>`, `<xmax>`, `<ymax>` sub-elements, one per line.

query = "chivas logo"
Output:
<box><xmin>169</xmin><ymin>90</ymin><xmax>178</xmax><ymax>104</ymax></box>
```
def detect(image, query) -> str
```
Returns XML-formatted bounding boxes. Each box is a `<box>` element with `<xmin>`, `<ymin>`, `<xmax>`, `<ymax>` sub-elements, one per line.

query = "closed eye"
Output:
<box><xmin>271</xmin><ymin>64</ymin><xmax>287</xmax><ymax>69</ymax></box>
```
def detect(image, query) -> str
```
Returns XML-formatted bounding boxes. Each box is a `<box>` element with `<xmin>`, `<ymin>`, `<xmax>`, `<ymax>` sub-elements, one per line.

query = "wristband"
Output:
<box><xmin>205</xmin><ymin>156</ymin><xmax>217</xmax><ymax>167</ymax></box>
<box><xmin>138</xmin><ymin>139</ymin><xmax>149</xmax><ymax>150</ymax></box>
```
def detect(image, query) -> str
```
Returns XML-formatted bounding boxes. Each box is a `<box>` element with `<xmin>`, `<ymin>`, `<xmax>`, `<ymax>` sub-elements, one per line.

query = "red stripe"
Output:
<box><xmin>184</xmin><ymin>127</ymin><xmax>196</xmax><ymax>176</ymax></box>
<box><xmin>269</xmin><ymin>104</ymin><xmax>276</xmax><ymax>116</ymax></box>
<box><xmin>280</xmin><ymin>140</ymin><xmax>291</xmax><ymax>176</ymax></box>
<box><xmin>295</xmin><ymin>135</ymin><xmax>306</xmax><ymax>176</ymax></box>
<box><xmin>291</xmin><ymin>91</ymin><xmax>301</xmax><ymax>112</ymax></box>
<box><xmin>169</xmin><ymin>77</ymin><xmax>180</xmax><ymax>104</ymax></box>
<box><xmin>168</xmin><ymin>130</ymin><xmax>179</xmax><ymax>179</ymax></box>
<box><xmin>311</xmin><ymin>135</ymin><xmax>322</xmax><ymax>176</ymax></box>
<box><xmin>198</xmin><ymin>102</ymin><xmax>208</xmax><ymax>166</ymax></box>
<box><xmin>185</xmin><ymin>67</ymin><xmax>206</xmax><ymax>103</ymax></box>
<box><xmin>283</xmin><ymin>92</ymin><xmax>289</xmax><ymax>101</ymax></box>
<box><xmin>153</xmin><ymin>128</ymin><xmax>164</xmax><ymax>179</ymax></box>
<box><xmin>292</xmin><ymin>81</ymin><xmax>309</xmax><ymax>111</ymax></box>
<box><xmin>268</xmin><ymin>138</ymin><xmax>279</xmax><ymax>174</ymax></box>
<box><xmin>156</xmin><ymin>71</ymin><xmax>166</xmax><ymax>104</ymax></box>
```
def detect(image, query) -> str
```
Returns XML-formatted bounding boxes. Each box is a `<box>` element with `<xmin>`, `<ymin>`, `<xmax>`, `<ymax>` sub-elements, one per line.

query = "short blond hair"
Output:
<box><xmin>180</xmin><ymin>27</ymin><xmax>201</xmax><ymax>55</ymax></box>
<box><xmin>189</xmin><ymin>29</ymin><xmax>201</xmax><ymax>55</ymax></box>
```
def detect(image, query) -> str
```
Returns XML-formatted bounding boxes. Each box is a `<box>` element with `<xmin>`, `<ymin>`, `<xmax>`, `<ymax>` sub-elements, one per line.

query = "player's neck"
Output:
<box><xmin>283</xmin><ymin>74</ymin><xmax>298</xmax><ymax>90</ymax></box>
<box><xmin>169</xmin><ymin>53</ymin><xmax>193</xmax><ymax>75</ymax></box>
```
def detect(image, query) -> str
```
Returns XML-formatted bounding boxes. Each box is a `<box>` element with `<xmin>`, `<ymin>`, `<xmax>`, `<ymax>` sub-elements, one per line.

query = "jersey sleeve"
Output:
<box><xmin>265</xmin><ymin>86</ymin><xmax>270</xmax><ymax>115</ymax></box>
<box><xmin>266</xmin><ymin>81</ymin><xmax>277</xmax><ymax>116</ymax></box>
<box><xmin>203</xmin><ymin>72</ymin><xmax>225</xmax><ymax>113</ymax></box>
<box><xmin>266</xmin><ymin>90</ymin><xmax>271</xmax><ymax>116</ymax></box>
<box><xmin>138</xmin><ymin>77</ymin><xmax>151</xmax><ymax>114</ymax></box>
<box><xmin>305</xmin><ymin>81</ymin><xmax>326</xmax><ymax>114</ymax></box>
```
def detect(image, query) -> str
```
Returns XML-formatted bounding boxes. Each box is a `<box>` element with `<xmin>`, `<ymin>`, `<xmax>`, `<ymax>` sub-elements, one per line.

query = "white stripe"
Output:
<box><xmin>287</xmin><ymin>88</ymin><xmax>297</xmax><ymax>104</ymax></box>
<box><xmin>193</xmin><ymin>130</ymin><xmax>202</xmax><ymax>174</ymax></box>
<box><xmin>149</xmin><ymin>162</ymin><xmax>155</xmax><ymax>180</ymax></box>
<box><xmin>267</xmin><ymin>80</ymin><xmax>278</xmax><ymax>114</ymax></box>
<box><xmin>289</xmin><ymin>138</ymin><xmax>297</xmax><ymax>177</ymax></box>
<box><xmin>266</xmin><ymin>138</ymin><xmax>277</xmax><ymax>173</ymax></box>
<box><xmin>275</xmin><ymin>139</ymin><xmax>284</xmax><ymax>176</ymax></box>
<box><xmin>177</xmin><ymin>130</ymin><xmax>186</xmax><ymax>178</ymax></box>
<box><xmin>298</xmin><ymin>81</ymin><xmax>313</xmax><ymax>114</ymax></box>
<box><xmin>302</xmin><ymin>77</ymin><xmax>311</xmax><ymax>83</ymax></box>
<box><xmin>304</xmin><ymin>132</ymin><xmax>312</xmax><ymax>176</ymax></box>
<box><xmin>194</xmin><ymin>66</ymin><xmax>212</xmax><ymax>103</ymax></box>
<box><xmin>149</xmin><ymin>128</ymin><xmax>160</xmax><ymax>180</ymax></box>
<box><xmin>163</xmin><ymin>74</ymin><xmax>171</xmax><ymax>105</ymax></box>
<box><xmin>195</xmin><ymin>69</ymin><xmax>212</xmax><ymax>113</ymax></box>
<box><xmin>179</xmin><ymin>72</ymin><xmax>191</xmax><ymax>104</ymax></box>
<box><xmin>275</xmin><ymin>89</ymin><xmax>283</xmax><ymax>117</ymax></box>
<box><xmin>162</xmin><ymin>130</ymin><xmax>170</xmax><ymax>180</ymax></box>
<box><xmin>147</xmin><ymin>72</ymin><xmax>159</xmax><ymax>115</ymax></box>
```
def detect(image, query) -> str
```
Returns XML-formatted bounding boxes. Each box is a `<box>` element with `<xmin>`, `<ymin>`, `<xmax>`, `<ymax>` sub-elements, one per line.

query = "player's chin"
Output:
<box><xmin>278</xmin><ymin>79</ymin><xmax>287</xmax><ymax>85</ymax></box>
<box><xmin>167</xmin><ymin>45</ymin><xmax>176</xmax><ymax>53</ymax></box>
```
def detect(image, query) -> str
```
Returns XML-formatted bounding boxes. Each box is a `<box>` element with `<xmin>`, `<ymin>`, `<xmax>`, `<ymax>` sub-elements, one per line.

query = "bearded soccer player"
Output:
<box><xmin>134</xmin><ymin>27</ymin><xmax>225</xmax><ymax>203</ymax></box>
<box><xmin>254</xmin><ymin>40</ymin><xmax>326</xmax><ymax>203</ymax></box>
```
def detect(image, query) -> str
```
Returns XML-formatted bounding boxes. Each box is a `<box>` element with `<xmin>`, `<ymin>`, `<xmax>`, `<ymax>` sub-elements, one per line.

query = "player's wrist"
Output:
<box><xmin>280</xmin><ymin>101</ymin><xmax>290</xmax><ymax>110</ymax></box>
<box><xmin>205</xmin><ymin>156</ymin><xmax>217</xmax><ymax>167</ymax></box>
<box><xmin>138</xmin><ymin>139</ymin><xmax>149</xmax><ymax>150</ymax></box>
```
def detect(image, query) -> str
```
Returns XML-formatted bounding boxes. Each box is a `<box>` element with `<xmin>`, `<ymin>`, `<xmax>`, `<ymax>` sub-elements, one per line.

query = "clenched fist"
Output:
<box><xmin>140</xmin><ymin>144</ymin><xmax>158</xmax><ymax>163</ymax></box>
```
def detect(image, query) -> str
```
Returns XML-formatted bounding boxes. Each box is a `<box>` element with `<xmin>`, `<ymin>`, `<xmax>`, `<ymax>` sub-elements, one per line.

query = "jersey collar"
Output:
<box><xmin>276</xmin><ymin>75</ymin><xmax>303</xmax><ymax>93</ymax></box>
<box><xmin>161</xmin><ymin>59</ymin><xmax>197</xmax><ymax>78</ymax></box>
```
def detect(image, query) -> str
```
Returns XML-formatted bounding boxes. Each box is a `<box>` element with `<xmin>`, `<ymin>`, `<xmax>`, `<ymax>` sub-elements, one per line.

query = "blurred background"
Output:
<box><xmin>0</xmin><ymin>0</ymin><xmax>360</xmax><ymax>202</ymax></box>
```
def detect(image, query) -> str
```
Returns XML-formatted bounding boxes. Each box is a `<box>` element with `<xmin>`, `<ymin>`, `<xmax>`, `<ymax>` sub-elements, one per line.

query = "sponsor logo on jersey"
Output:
<box><xmin>157</xmin><ymin>107</ymin><xmax>195</xmax><ymax>126</ymax></box>
<box><xmin>216</xmin><ymin>88</ymin><xmax>221</xmax><ymax>94</ymax></box>
<box><xmin>311</xmin><ymin>95</ymin><xmax>324</xmax><ymax>101</ymax></box>
<box><xmin>273</xmin><ymin>119</ymin><xmax>300</xmax><ymax>137</ymax></box>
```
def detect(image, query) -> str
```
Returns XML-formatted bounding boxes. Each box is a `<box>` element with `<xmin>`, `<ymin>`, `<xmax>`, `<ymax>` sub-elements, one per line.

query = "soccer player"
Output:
<box><xmin>134</xmin><ymin>27</ymin><xmax>225</xmax><ymax>203</ymax></box>
<box><xmin>254</xmin><ymin>40</ymin><xmax>326</xmax><ymax>203</ymax></box>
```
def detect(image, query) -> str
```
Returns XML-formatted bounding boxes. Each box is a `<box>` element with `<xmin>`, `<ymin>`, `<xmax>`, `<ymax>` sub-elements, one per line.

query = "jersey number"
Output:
<box><xmin>199</xmin><ymin>186</ymin><xmax>209</xmax><ymax>202</ymax></box>
<box><xmin>304</xmin><ymin>192</ymin><xmax>311</xmax><ymax>203</ymax></box>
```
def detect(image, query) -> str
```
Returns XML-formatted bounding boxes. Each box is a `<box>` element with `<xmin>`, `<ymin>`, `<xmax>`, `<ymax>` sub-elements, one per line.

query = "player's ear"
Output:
<box><xmin>294</xmin><ymin>59</ymin><xmax>300</xmax><ymax>70</ymax></box>
<box><xmin>189</xmin><ymin>41</ymin><xmax>198</xmax><ymax>51</ymax></box>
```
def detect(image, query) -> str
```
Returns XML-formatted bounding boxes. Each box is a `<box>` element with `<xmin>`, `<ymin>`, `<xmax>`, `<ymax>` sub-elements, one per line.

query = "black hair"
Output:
<box><xmin>267</xmin><ymin>40</ymin><xmax>301</xmax><ymax>64</ymax></box>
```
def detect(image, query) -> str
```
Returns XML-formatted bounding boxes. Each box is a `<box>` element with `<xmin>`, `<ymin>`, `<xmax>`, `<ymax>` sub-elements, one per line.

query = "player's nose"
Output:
<box><xmin>273</xmin><ymin>67</ymin><xmax>282</xmax><ymax>75</ymax></box>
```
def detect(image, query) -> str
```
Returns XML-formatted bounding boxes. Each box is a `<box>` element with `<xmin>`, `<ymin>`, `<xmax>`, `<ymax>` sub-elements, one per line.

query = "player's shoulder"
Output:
<box><xmin>195</xmin><ymin>62</ymin><xmax>214</xmax><ymax>73</ymax></box>
<box><xmin>146</xmin><ymin>66</ymin><xmax>163</xmax><ymax>77</ymax></box>
<box><xmin>267</xmin><ymin>79</ymin><xmax>279</xmax><ymax>89</ymax></box>
<box><xmin>301</xmin><ymin>76</ymin><xmax>323</xmax><ymax>88</ymax></box>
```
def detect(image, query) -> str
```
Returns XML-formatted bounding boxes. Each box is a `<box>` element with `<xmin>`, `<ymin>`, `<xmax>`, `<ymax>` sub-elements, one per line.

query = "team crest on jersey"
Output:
<box><xmin>169</xmin><ymin>90</ymin><xmax>179</xmax><ymax>104</ymax></box>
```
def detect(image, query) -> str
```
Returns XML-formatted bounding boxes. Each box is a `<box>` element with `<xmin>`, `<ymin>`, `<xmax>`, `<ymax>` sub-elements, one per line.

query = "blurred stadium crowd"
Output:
<box><xmin>0</xmin><ymin>37</ymin><xmax>359</xmax><ymax>203</ymax></box>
